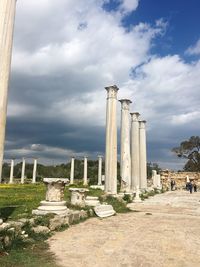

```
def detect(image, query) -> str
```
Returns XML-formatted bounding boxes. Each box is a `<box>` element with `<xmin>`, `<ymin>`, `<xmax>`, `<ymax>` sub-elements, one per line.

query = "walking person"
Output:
<box><xmin>193</xmin><ymin>182</ymin><xmax>197</xmax><ymax>192</ymax></box>
<box><xmin>188</xmin><ymin>181</ymin><xmax>193</xmax><ymax>194</ymax></box>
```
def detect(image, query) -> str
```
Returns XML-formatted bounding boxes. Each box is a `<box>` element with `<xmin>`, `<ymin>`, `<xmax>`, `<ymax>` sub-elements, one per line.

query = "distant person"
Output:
<box><xmin>186</xmin><ymin>182</ymin><xmax>190</xmax><ymax>191</ymax></box>
<box><xmin>171</xmin><ymin>180</ymin><xmax>176</xmax><ymax>191</ymax></box>
<box><xmin>188</xmin><ymin>181</ymin><xmax>193</xmax><ymax>194</ymax></box>
<box><xmin>193</xmin><ymin>182</ymin><xmax>197</xmax><ymax>192</ymax></box>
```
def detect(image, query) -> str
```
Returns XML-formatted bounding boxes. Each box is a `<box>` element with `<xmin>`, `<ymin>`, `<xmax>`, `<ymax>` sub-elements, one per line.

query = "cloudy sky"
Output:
<box><xmin>5</xmin><ymin>0</ymin><xmax>200</xmax><ymax>169</ymax></box>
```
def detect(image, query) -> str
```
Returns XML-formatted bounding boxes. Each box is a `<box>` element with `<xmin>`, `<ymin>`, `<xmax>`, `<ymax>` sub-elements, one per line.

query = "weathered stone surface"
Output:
<box><xmin>94</xmin><ymin>204</ymin><xmax>116</xmax><ymax>218</ymax></box>
<box><xmin>32</xmin><ymin>226</ymin><xmax>50</xmax><ymax>234</ymax></box>
<box><xmin>79</xmin><ymin>210</ymin><xmax>88</xmax><ymax>219</ymax></box>
<box><xmin>49</xmin><ymin>215</ymin><xmax>69</xmax><ymax>231</ymax></box>
<box><xmin>0</xmin><ymin>223</ymin><xmax>10</xmax><ymax>231</ymax></box>
<box><xmin>85</xmin><ymin>196</ymin><xmax>100</xmax><ymax>207</ymax></box>
<box><xmin>69</xmin><ymin>188</ymin><xmax>88</xmax><ymax>207</ymax></box>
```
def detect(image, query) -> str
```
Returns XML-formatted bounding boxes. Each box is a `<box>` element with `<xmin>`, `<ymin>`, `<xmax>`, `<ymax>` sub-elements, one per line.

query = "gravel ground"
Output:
<box><xmin>48</xmin><ymin>191</ymin><xmax>200</xmax><ymax>267</ymax></box>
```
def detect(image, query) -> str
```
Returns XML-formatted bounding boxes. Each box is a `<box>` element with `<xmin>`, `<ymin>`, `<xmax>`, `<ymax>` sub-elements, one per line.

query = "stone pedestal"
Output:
<box><xmin>133</xmin><ymin>186</ymin><xmax>142</xmax><ymax>203</ymax></box>
<box><xmin>32</xmin><ymin>178</ymin><xmax>69</xmax><ymax>215</ymax></box>
<box><xmin>139</xmin><ymin>120</ymin><xmax>147</xmax><ymax>190</ymax></box>
<box><xmin>69</xmin><ymin>188</ymin><xmax>89</xmax><ymax>207</ymax></box>
<box><xmin>130</xmin><ymin>112</ymin><xmax>140</xmax><ymax>191</ymax></box>
<box><xmin>9</xmin><ymin>159</ymin><xmax>14</xmax><ymax>184</ymax></box>
<box><xmin>85</xmin><ymin>196</ymin><xmax>100</xmax><ymax>207</ymax></box>
<box><xmin>119</xmin><ymin>99</ymin><xmax>132</xmax><ymax>192</ymax></box>
<box><xmin>0</xmin><ymin>0</ymin><xmax>17</xmax><ymax>182</ymax></box>
<box><xmin>105</xmin><ymin>85</ymin><xmax>119</xmax><ymax>195</ymax></box>
<box><xmin>83</xmin><ymin>157</ymin><xmax>88</xmax><ymax>186</ymax></box>
<box><xmin>70</xmin><ymin>157</ymin><xmax>75</xmax><ymax>184</ymax></box>
<box><xmin>32</xmin><ymin>159</ymin><xmax>37</xmax><ymax>184</ymax></box>
<box><xmin>21</xmin><ymin>158</ymin><xmax>25</xmax><ymax>184</ymax></box>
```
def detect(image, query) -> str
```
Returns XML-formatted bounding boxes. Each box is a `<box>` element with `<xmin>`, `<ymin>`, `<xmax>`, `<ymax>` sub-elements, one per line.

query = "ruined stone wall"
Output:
<box><xmin>160</xmin><ymin>170</ymin><xmax>200</xmax><ymax>190</ymax></box>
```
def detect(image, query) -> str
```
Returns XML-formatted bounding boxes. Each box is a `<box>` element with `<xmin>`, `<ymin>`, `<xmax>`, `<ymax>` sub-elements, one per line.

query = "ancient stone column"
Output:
<box><xmin>119</xmin><ymin>99</ymin><xmax>132</xmax><ymax>192</ymax></box>
<box><xmin>130</xmin><ymin>112</ymin><xmax>140</xmax><ymax>191</ymax></box>
<box><xmin>70</xmin><ymin>157</ymin><xmax>75</xmax><ymax>184</ymax></box>
<box><xmin>83</xmin><ymin>156</ymin><xmax>88</xmax><ymax>186</ymax></box>
<box><xmin>9</xmin><ymin>159</ymin><xmax>14</xmax><ymax>184</ymax></box>
<box><xmin>98</xmin><ymin>155</ymin><xmax>103</xmax><ymax>186</ymax></box>
<box><xmin>21</xmin><ymin>158</ymin><xmax>25</xmax><ymax>184</ymax></box>
<box><xmin>139</xmin><ymin>120</ymin><xmax>147</xmax><ymax>190</ymax></box>
<box><xmin>32</xmin><ymin>158</ymin><xmax>37</xmax><ymax>184</ymax></box>
<box><xmin>152</xmin><ymin>169</ymin><xmax>157</xmax><ymax>187</ymax></box>
<box><xmin>105</xmin><ymin>85</ymin><xmax>119</xmax><ymax>195</ymax></box>
<box><xmin>0</xmin><ymin>0</ymin><xmax>17</xmax><ymax>182</ymax></box>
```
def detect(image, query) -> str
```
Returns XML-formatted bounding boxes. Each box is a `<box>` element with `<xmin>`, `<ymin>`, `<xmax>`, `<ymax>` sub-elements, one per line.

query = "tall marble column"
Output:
<box><xmin>98</xmin><ymin>155</ymin><xmax>103</xmax><ymax>186</ymax></box>
<box><xmin>83</xmin><ymin>156</ymin><xmax>88</xmax><ymax>186</ymax></box>
<box><xmin>0</xmin><ymin>0</ymin><xmax>17</xmax><ymax>182</ymax></box>
<box><xmin>119</xmin><ymin>99</ymin><xmax>132</xmax><ymax>192</ymax></box>
<box><xmin>70</xmin><ymin>157</ymin><xmax>75</xmax><ymax>184</ymax></box>
<box><xmin>32</xmin><ymin>158</ymin><xmax>37</xmax><ymax>184</ymax></box>
<box><xmin>130</xmin><ymin>112</ymin><xmax>140</xmax><ymax>191</ymax></box>
<box><xmin>9</xmin><ymin>159</ymin><xmax>14</xmax><ymax>184</ymax></box>
<box><xmin>21</xmin><ymin>158</ymin><xmax>25</xmax><ymax>184</ymax></box>
<box><xmin>105</xmin><ymin>85</ymin><xmax>119</xmax><ymax>195</ymax></box>
<box><xmin>139</xmin><ymin>120</ymin><xmax>147</xmax><ymax>190</ymax></box>
<box><xmin>152</xmin><ymin>169</ymin><xmax>157</xmax><ymax>187</ymax></box>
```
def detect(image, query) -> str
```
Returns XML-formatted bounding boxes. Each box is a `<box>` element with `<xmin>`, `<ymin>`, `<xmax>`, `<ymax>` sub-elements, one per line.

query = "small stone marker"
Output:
<box><xmin>85</xmin><ymin>196</ymin><xmax>100</xmax><ymax>207</ymax></box>
<box><xmin>94</xmin><ymin>204</ymin><xmax>116</xmax><ymax>218</ymax></box>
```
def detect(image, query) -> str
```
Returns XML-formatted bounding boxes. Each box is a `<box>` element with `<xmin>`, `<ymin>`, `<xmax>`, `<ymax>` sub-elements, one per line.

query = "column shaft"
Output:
<box><xmin>21</xmin><ymin>158</ymin><xmax>25</xmax><ymax>184</ymax></box>
<box><xmin>70</xmin><ymin>157</ymin><xmax>75</xmax><ymax>184</ymax></box>
<box><xmin>32</xmin><ymin>159</ymin><xmax>37</xmax><ymax>183</ymax></box>
<box><xmin>0</xmin><ymin>0</ymin><xmax>17</xmax><ymax>182</ymax></box>
<box><xmin>83</xmin><ymin>157</ymin><xmax>87</xmax><ymax>185</ymax></box>
<box><xmin>9</xmin><ymin>159</ymin><xmax>14</xmax><ymax>184</ymax></box>
<box><xmin>139</xmin><ymin>121</ymin><xmax>147</xmax><ymax>189</ymax></box>
<box><xmin>119</xmin><ymin>99</ymin><xmax>132</xmax><ymax>192</ymax></box>
<box><xmin>105</xmin><ymin>85</ymin><xmax>119</xmax><ymax>195</ymax></box>
<box><xmin>98</xmin><ymin>156</ymin><xmax>103</xmax><ymax>185</ymax></box>
<box><xmin>130</xmin><ymin>113</ymin><xmax>140</xmax><ymax>191</ymax></box>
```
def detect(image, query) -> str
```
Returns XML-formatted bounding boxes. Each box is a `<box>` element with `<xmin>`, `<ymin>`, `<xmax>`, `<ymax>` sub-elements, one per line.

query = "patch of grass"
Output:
<box><xmin>0</xmin><ymin>184</ymin><xmax>46</xmax><ymax>220</ymax></box>
<box><xmin>0</xmin><ymin>241</ymin><xmax>60</xmax><ymax>267</ymax></box>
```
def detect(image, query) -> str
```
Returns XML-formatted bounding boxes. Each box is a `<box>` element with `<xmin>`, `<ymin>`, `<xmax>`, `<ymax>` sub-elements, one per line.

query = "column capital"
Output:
<box><xmin>139</xmin><ymin>120</ymin><xmax>146</xmax><ymax>128</ymax></box>
<box><xmin>119</xmin><ymin>99</ymin><xmax>132</xmax><ymax>110</ymax></box>
<box><xmin>130</xmin><ymin>112</ymin><xmax>140</xmax><ymax>121</ymax></box>
<box><xmin>105</xmin><ymin>85</ymin><xmax>119</xmax><ymax>99</ymax></box>
<box><xmin>98</xmin><ymin>155</ymin><xmax>103</xmax><ymax>158</ymax></box>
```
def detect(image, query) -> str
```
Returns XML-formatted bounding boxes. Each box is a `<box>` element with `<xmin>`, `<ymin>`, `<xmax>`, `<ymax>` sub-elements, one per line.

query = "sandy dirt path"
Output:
<box><xmin>48</xmin><ymin>191</ymin><xmax>200</xmax><ymax>267</ymax></box>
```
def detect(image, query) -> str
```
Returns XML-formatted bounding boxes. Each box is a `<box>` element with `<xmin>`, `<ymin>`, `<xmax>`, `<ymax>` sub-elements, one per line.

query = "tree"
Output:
<box><xmin>172</xmin><ymin>136</ymin><xmax>200</xmax><ymax>171</ymax></box>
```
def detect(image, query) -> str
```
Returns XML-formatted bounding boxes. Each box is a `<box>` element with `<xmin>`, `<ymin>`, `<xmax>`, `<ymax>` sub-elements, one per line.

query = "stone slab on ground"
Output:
<box><xmin>94</xmin><ymin>204</ymin><xmax>116</xmax><ymax>218</ymax></box>
<box><xmin>48</xmin><ymin>191</ymin><xmax>200</xmax><ymax>267</ymax></box>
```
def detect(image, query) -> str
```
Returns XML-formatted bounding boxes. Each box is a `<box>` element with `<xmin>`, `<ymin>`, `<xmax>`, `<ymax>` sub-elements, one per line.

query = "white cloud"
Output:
<box><xmin>186</xmin><ymin>38</ymin><xmax>200</xmax><ymax>55</ymax></box>
<box><xmin>119</xmin><ymin>0</ymin><xmax>139</xmax><ymax>14</ymax></box>
<box><xmin>6</xmin><ymin>0</ymin><xmax>200</xmax><ymax>169</ymax></box>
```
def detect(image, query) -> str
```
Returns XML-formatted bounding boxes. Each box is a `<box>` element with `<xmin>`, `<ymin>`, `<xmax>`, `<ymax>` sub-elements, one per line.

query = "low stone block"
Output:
<box><xmin>32</xmin><ymin>226</ymin><xmax>50</xmax><ymax>234</ymax></box>
<box><xmin>85</xmin><ymin>196</ymin><xmax>100</xmax><ymax>207</ymax></box>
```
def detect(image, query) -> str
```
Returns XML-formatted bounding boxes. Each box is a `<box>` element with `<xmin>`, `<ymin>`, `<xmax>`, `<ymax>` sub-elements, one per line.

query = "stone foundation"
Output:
<box><xmin>160</xmin><ymin>170</ymin><xmax>200</xmax><ymax>190</ymax></box>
